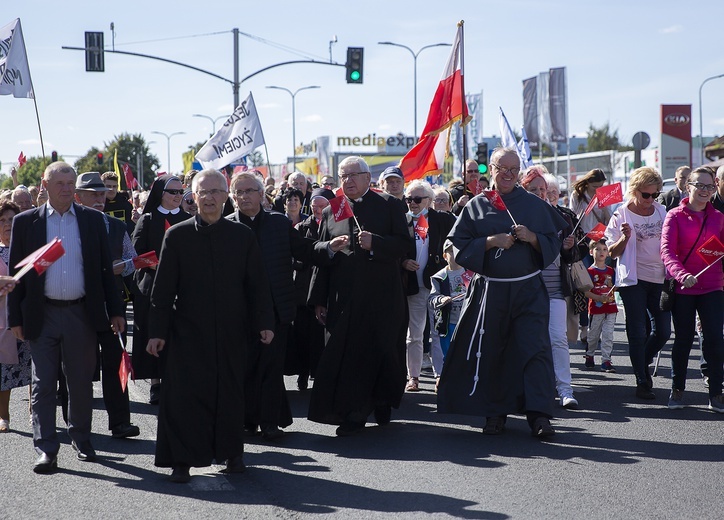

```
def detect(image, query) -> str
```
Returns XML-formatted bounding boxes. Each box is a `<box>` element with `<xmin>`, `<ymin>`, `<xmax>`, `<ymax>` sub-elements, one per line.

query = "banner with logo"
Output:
<box><xmin>660</xmin><ymin>105</ymin><xmax>691</xmax><ymax>179</ymax></box>
<box><xmin>549</xmin><ymin>67</ymin><xmax>567</xmax><ymax>143</ymax></box>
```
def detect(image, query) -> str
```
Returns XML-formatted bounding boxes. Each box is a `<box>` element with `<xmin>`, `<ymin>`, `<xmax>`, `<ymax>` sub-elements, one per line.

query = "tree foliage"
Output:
<box><xmin>586</xmin><ymin>122</ymin><xmax>621</xmax><ymax>152</ymax></box>
<box><xmin>74</xmin><ymin>133</ymin><xmax>160</xmax><ymax>189</ymax></box>
<box><xmin>0</xmin><ymin>155</ymin><xmax>49</xmax><ymax>189</ymax></box>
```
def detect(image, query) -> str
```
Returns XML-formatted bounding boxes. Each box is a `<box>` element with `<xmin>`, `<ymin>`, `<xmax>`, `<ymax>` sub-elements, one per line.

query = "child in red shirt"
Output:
<box><xmin>584</xmin><ymin>240</ymin><xmax>618</xmax><ymax>372</ymax></box>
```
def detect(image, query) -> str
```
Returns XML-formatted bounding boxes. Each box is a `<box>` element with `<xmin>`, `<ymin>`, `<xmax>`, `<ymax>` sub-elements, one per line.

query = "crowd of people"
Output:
<box><xmin>0</xmin><ymin>152</ymin><xmax>722</xmax><ymax>483</ymax></box>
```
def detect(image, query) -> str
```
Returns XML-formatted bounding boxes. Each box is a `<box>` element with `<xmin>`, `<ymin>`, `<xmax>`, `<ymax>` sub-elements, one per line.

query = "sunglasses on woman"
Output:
<box><xmin>404</xmin><ymin>196</ymin><xmax>429</xmax><ymax>204</ymax></box>
<box><xmin>163</xmin><ymin>189</ymin><xmax>184</xmax><ymax>195</ymax></box>
<box><xmin>183</xmin><ymin>198</ymin><xmax>196</xmax><ymax>205</ymax></box>
<box><xmin>638</xmin><ymin>190</ymin><xmax>661</xmax><ymax>199</ymax></box>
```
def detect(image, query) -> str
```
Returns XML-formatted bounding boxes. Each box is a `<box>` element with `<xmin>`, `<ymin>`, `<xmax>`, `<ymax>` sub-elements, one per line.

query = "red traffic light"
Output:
<box><xmin>97</xmin><ymin>152</ymin><xmax>104</xmax><ymax>166</ymax></box>
<box><xmin>51</xmin><ymin>151</ymin><xmax>58</xmax><ymax>163</ymax></box>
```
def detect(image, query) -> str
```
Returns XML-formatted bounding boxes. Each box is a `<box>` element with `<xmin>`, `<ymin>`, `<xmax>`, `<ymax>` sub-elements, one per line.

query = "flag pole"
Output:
<box><xmin>458</xmin><ymin>20</ymin><xmax>473</xmax><ymax>200</ymax></box>
<box><xmin>694</xmin><ymin>254</ymin><xmax>724</xmax><ymax>278</ymax></box>
<box><xmin>263</xmin><ymin>143</ymin><xmax>272</xmax><ymax>179</ymax></box>
<box><xmin>19</xmin><ymin>18</ymin><xmax>47</xmax><ymax>164</ymax></box>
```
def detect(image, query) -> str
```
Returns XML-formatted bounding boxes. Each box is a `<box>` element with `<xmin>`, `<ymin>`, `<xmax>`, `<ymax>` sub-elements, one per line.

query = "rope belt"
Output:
<box><xmin>466</xmin><ymin>270</ymin><xmax>541</xmax><ymax>396</ymax></box>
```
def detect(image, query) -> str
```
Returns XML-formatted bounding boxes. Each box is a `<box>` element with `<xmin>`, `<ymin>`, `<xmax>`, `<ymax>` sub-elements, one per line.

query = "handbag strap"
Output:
<box><xmin>681</xmin><ymin>213</ymin><xmax>708</xmax><ymax>265</ymax></box>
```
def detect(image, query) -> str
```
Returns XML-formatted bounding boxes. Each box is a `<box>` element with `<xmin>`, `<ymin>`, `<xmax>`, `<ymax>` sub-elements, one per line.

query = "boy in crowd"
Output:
<box><xmin>584</xmin><ymin>239</ymin><xmax>618</xmax><ymax>372</ymax></box>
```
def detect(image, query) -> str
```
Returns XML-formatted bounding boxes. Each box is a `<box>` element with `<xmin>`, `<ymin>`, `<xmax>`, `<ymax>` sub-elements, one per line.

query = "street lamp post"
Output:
<box><xmin>378</xmin><ymin>41</ymin><xmax>451</xmax><ymax>140</ymax></box>
<box><xmin>151</xmin><ymin>131</ymin><xmax>185</xmax><ymax>174</ymax></box>
<box><xmin>192</xmin><ymin>113</ymin><xmax>230</xmax><ymax>136</ymax></box>
<box><xmin>698</xmin><ymin>73</ymin><xmax>724</xmax><ymax>165</ymax></box>
<box><xmin>266</xmin><ymin>85</ymin><xmax>320</xmax><ymax>169</ymax></box>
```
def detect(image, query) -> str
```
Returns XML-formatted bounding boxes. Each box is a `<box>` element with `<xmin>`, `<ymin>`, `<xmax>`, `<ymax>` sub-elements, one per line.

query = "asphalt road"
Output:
<box><xmin>1</xmin><ymin>311</ymin><xmax>723</xmax><ymax>519</ymax></box>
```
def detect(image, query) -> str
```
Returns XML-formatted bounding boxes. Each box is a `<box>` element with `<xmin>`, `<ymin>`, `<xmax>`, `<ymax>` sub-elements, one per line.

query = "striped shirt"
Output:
<box><xmin>44</xmin><ymin>203</ymin><xmax>85</xmax><ymax>300</ymax></box>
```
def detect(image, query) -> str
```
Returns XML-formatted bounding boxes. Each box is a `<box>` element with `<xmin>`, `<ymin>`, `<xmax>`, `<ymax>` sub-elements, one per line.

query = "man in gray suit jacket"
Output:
<box><xmin>8</xmin><ymin>162</ymin><xmax>125</xmax><ymax>474</ymax></box>
<box><xmin>657</xmin><ymin>165</ymin><xmax>691</xmax><ymax>211</ymax></box>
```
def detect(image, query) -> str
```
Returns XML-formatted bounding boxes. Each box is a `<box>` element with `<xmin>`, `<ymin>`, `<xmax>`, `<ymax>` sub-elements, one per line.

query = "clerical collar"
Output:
<box><xmin>157</xmin><ymin>206</ymin><xmax>180</xmax><ymax>215</ymax></box>
<box><xmin>349</xmin><ymin>188</ymin><xmax>369</xmax><ymax>203</ymax></box>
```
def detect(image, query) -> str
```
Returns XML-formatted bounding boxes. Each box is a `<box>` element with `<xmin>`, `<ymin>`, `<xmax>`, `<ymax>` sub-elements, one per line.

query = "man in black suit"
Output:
<box><xmin>8</xmin><ymin>162</ymin><xmax>126</xmax><ymax>474</ymax></box>
<box><xmin>657</xmin><ymin>165</ymin><xmax>691</xmax><ymax>211</ymax></box>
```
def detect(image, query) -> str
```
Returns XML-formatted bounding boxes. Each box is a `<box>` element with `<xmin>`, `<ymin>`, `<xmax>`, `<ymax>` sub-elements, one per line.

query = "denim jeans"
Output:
<box><xmin>618</xmin><ymin>280</ymin><xmax>672</xmax><ymax>386</ymax></box>
<box><xmin>671</xmin><ymin>291</ymin><xmax>723</xmax><ymax>397</ymax></box>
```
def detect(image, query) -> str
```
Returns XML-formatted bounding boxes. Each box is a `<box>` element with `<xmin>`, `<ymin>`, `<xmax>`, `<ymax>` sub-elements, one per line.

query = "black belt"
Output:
<box><xmin>45</xmin><ymin>297</ymin><xmax>86</xmax><ymax>307</ymax></box>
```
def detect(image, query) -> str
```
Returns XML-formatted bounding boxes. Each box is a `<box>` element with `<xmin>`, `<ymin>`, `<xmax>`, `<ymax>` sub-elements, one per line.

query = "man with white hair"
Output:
<box><xmin>274</xmin><ymin>171</ymin><xmax>311</xmax><ymax>214</ymax></box>
<box><xmin>308</xmin><ymin>156</ymin><xmax>412</xmax><ymax>436</ymax></box>
<box><xmin>11</xmin><ymin>187</ymin><xmax>34</xmax><ymax>212</ymax></box>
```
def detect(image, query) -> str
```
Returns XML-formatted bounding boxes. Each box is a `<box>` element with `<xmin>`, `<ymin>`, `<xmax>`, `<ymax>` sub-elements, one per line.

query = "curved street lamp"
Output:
<box><xmin>266</xmin><ymin>85</ymin><xmax>320</xmax><ymax>168</ymax></box>
<box><xmin>192</xmin><ymin>113</ymin><xmax>230</xmax><ymax>136</ymax></box>
<box><xmin>378</xmin><ymin>41</ymin><xmax>452</xmax><ymax>139</ymax></box>
<box><xmin>698</xmin><ymin>73</ymin><xmax>724</xmax><ymax>165</ymax></box>
<box><xmin>151</xmin><ymin>131</ymin><xmax>186</xmax><ymax>173</ymax></box>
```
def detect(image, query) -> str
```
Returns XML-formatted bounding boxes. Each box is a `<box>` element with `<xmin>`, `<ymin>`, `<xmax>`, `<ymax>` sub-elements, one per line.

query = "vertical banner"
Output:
<box><xmin>660</xmin><ymin>105</ymin><xmax>692</xmax><ymax>179</ymax></box>
<box><xmin>549</xmin><ymin>67</ymin><xmax>567</xmax><ymax>143</ymax></box>
<box><xmin>316</xmin><ymin>135</ymin><xmax>330</xmax><ymax>176</ymax></box>
<box><xmin>466</xmin><ymin>92</ymin><xmax>483</xmax><ymax>155</ymax></box>
<box><xmin>522</xmin><ymin>77</ymin><xmax>538</xmax><ymax>148</ymax></box>
<box><xmin>537</xmin><ymin>71</ymin><xmax>551</xmax><ymax>145</ymax></box>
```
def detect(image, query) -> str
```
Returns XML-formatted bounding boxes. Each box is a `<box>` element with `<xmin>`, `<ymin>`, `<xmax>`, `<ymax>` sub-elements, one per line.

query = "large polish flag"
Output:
<box><xmin>399</xmin><ymin>23</ymin><xmax>470</xmax><ymax>181</ymax></box>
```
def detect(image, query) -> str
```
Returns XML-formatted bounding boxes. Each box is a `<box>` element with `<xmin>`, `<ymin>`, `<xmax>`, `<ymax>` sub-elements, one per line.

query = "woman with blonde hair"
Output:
<box><xmin>605</xmin><ymin>167</ymin><xmax>670</xmax><ymax>399</ymax></box>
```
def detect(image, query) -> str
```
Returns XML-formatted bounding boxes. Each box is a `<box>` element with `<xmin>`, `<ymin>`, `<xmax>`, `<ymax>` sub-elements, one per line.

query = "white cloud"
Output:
<box><xmin>659</xmin><ymin>25</ymin><xmax>683</xmax><ymax>34</ymax></box>
<box><xmin>300</xmin><ymin>114</ymin><xmax>322</xmax><ymax>123</ymax></box>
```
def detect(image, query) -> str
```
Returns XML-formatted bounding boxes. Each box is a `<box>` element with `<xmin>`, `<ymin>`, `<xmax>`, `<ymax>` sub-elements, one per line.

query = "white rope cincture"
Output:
<box><xmin>466</xmin><ymin>270</ymin><xmax>542</xmax><ymax>396</ymax></box>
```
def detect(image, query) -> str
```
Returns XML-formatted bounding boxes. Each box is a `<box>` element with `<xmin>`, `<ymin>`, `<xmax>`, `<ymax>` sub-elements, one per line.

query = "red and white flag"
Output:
<box><xmin>467</xmin><ymin>178</ymin><xmax>484</xmax><ymax>196</ymax></box>
<box><xmin>596</xmin><ymin>183</ymin><xmax>623</xmax><ymax>208</ymax></box>
<box><xmin>329</xmin><ymin>196</ymin><xmax>354</xmax><ymax>222</ymax></box>
<box><xmin>14</xmin><ymin>237</ymin><xmax>65</xmax><ymax>279</ymax></box>
<box><xmin>18</xmin><ymin>151</ymin><xmax>27</xmax><ymax>168</ymax></box>
<box><xmin>696</xmin><ymin>236</ymin><xmax>724</xmax><ymax>265</ymax></box>
<box><xmin>133</xmin><ymin>251</ymin><xmax>159</xmax><ymax>269</ymax></box>
<box><xmin>122</xmin><ymin>163</ymin><xmax>139</xmax><ymax>190</ymax></box>
<box><xmin>414</xmin><ymin>214</ymin><xmax>429</xmax><ymax>241</ymax></box>
<box><xmin>483</xmin><ymin>190</ymin><xmax>507</xmax><ymax>211</ymax></box>
<box><xmin>586</xmin><ymin>223</ymin><xmax>607</xmax><ymax>242</ymax></box>
<box><xmin>119</xmin><ymin>350</ymin><xmax>134</xmax><ymax>392</ymax></box>
<box><xmin>399</xmin><ymin>22</ymin><xmax>471</xmax><ymax>181</ymax></box>
<box><xmin>461</xmin><ymin>269</ymin><xmax>474</xmax><ymax>289</ymax></box>
<box><xmin>0</xmin><ymin>19</ymin><xmax>34</xmax><ymax>99</ymax></box>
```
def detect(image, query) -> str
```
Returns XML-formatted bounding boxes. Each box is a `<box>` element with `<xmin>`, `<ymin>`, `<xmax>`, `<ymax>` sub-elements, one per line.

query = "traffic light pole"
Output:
<box><xmin>63</xmin><ymin>28</ymin><xmax>345</xmax><ymax>110</ymax></box>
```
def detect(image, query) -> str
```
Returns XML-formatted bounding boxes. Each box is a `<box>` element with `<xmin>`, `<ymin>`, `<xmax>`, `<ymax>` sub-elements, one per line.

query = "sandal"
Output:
<box><xmin>405</xmin><ymin>377</ymin><xmax>420</xmax><ymax>392</ymax></box>
<box><xmin>483</xmin><ymin>415</ymin><xmax>506</xmax><ymax>435</ymax></box>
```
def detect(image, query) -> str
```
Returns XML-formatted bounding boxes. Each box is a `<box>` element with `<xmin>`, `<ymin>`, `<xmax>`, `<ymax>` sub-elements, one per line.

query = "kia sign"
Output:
<box><xmin>660</xmin><ymin>105</ymin><xmax>691</xmax><ymax>179</ymax></box>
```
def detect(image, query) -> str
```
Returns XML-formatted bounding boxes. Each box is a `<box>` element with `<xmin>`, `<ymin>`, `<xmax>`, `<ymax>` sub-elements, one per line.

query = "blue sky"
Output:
<box><xmin>2</xmin><ymin>0</ymin><xmax>723</xmax><ymax>177</ymax></box>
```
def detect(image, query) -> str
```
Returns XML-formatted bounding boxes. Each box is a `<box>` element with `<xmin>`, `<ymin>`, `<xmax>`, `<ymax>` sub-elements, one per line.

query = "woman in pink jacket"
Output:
<box><xmin>660</xmin><ymin>166</ymin><xmax>724</xmax><ymax>412</ymax></box>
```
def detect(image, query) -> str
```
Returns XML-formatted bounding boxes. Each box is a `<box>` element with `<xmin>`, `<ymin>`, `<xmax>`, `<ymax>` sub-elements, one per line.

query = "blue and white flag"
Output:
<box><xmin>518</xmin><ymin>126</ymin><xmax>534</xmax><ymax>168</ymax></box>
<box><xmin>498</xmin><ymin>107</ymin><xmax>533</xmax><ymax>169</ymax></box>
<box><xmin>0</xmin><ymin>19</ymin><xmax>34</xmax><ymax>99</ymax></box>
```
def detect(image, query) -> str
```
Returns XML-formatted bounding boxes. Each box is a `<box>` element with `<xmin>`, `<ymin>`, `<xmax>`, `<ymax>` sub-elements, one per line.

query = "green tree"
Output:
<box><xmin>586</xmin><ymin>122</ymin><xmax>621</xmax><ymax>152</ymax></box>
<box><xmin>74</xmin><ymin>133</ymin><xmax>160</xmax><ymax>189</ymax></box>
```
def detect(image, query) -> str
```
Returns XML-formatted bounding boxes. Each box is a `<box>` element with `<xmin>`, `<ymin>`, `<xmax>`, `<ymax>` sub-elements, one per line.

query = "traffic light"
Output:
<box><xmin>476</xmin><ymin>143</ymin><xmax>489</xmax><ymax>174</ymax></box>
<box><xmin>51</xmin><ymin>151</ymin><xmax>58</xmax><ymax>163</ymax></box>
<box><xmin>346</xmin><ymin>47</ymin><xmax>364</xmax><ymax>84</ymax></box>
<box><xmin>97</xmin><ymin>152</ymin><xmax>104</xmax><ymax>166</ymax></box>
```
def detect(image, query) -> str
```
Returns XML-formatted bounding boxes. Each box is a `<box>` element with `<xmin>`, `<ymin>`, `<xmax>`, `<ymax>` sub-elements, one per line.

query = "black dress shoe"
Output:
<box><xmin>71</xmin><ymin>441</ymin><xmax>97</xmax><ymax>462</ymax></box>
<box><xmin>33</xmin><ymin>452</ymin><xmax>58</xmax><ymax>474</ymax></box>
<box><xmin>111</xmin><ymin>422</ymin><xmax>140</xmax><ymax>439</ymax></box>
<box><xmin>335</xmin><ymin>421</ymin><xmax>364</xmax><ymax>437</ymax></box>
<box><xmin>373</xmin><ymin>405</ymin><xmax>391</xmax><ymax>426</ymax></box>
<box><xmin>149</xmin><ymin>383</ymin><xmax>161</xmax><ymax>405</ymax></box>
<box><xmin>636</xmin><ymin>385</ymin><xmax>656</xmax><ymax>400</ymax></box>
<box><xmin>260</xmin><ymin>425</ymin><xmax>285</xmax><ymax>441</ymax></box>
<box><xmin>531</xmin><ymin>417</ymin><xmax>555</xmax><ymax>438</ymax></box>
<box><xmin>170</xmin><ymin>465</ymin><xmax>190</xmax><ymax>483</ymax></box>
<box><xmin>243</xmin><ymin>423</ymin><xmax>259</xmax><ymax>436</ymax></box>
<box><xmin>224</xmin><ymin>455</ymin><xmax>246</xmax><ymax>474</ymax></box>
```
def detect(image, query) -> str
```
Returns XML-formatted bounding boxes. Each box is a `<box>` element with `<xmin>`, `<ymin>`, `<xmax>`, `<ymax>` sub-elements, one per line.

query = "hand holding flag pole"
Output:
<box><xmin>13</xmin><ymin>238</ymin><xmax>65</xmax><ymax>281</ymax></box>
<box><xmin>693</xmin><ymin>236</ymin><xmax>724</xmax><ymax>278</ymax></box>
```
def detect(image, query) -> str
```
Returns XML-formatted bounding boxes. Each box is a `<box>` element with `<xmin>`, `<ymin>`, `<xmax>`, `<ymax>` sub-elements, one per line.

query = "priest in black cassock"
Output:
<box><xmin>437</xmin><ymin>147</ymin><xmax>568</xmax><ymax>438</ymax></box>
<box><xmin>146</xmin><ymin>169</ymin><xmax>275</xmax><ymax>483</ymax></box>
<box><xmin>308</xmin><ymin>156</ymin><xmax>413</xmax><ymax>436</ymax></box>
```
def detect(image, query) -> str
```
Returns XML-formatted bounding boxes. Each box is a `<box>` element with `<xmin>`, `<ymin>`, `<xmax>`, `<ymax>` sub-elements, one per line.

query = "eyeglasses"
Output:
<box><xmin>233</xmin><ymin>188</ymin><xmax>261</xmax><ymax>196</ymax></box>
<box><xmin>491</xmin><ymin>164</ymin><xmax>520</xmax><ymax>176</ymax></box>
<box><xmin>638</xmin><ymin>190</ymin><xmax>661</xmax><ymax>199</ymax></box>
<box><xmin>466</xmin><ymin>169</ymin><xmax>479</xmax><ymax>174</ymax></box>
<box><xmin>433</xmin><ymin>197</ymin><xmax>450</xmax><ymax>204</ymax></box>
<box><xmin>163</xmin><ymin>189</ymin><xmax>184</xmax><ymax>195</ymax></box>
<box><xmin>404</xmin><ymin>196</ymin><xmax>429</xmax><ymax>204</ymax></box>
<box><xmin>688</xmin><ymin>182</ymin><xmax>717</xmax><ymax>192</ymax></box>
<box><xmin>182</xmin><ymin>198</ymin><xmax>196</xmax><ymax>205</ymax></box>
<box><xmin>339</xmin><ymin>171</ymin><xmax>368</xmax><ymax>181</ymax></box>
<box><xmin>195</xmin><ymin>189</ymin><xmax>227</xmax><ymax>198</ymax></box>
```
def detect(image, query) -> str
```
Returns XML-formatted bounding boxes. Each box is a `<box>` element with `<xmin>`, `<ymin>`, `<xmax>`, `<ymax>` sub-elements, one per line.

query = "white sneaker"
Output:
<box><xmin>0</xmin><ymin>419</ymin><xmax>9</xmax><ymax>432</ymax></box>
<box><xmin>561</xmin><ymin>395</ymin><xmax>579</xmax><ymax>409</ymax></box>
<box><xmin>421</xmin><ymin>354</ymin><xmax>433</xmax><ymax>371</ymax></box>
